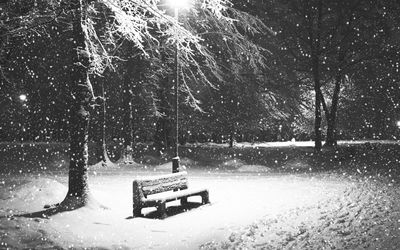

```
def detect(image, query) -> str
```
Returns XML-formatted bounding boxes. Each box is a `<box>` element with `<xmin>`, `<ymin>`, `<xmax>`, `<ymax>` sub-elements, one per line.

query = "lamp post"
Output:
<box><xmin>19</xmin><ymin>94</ymin><xmax>27</xmax><ymax>162</ymax></box>
<box><xmin>168</xmin><ymin>0</ymin><xmax>189</xmax><ymax>173</ymax></box>
<box><xmin>19</xmin><ymin>94</ymin><xmax>28</xmax><ymax>141</ymax></box>
<box><xmin>172</xmin><ymin>8</ymin><xmax>180</xmax><ymax>173</ymax></box>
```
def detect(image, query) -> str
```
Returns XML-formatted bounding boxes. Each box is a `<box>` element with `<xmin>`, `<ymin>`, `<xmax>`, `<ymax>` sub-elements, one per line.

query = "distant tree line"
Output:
<box><xmin>1</xmin><ymin>0</ymin><xmax>400</xmax><ymax>150</ymax></box>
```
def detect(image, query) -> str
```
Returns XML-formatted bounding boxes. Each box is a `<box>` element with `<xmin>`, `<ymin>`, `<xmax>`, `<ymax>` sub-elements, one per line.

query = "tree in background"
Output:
<box><xmin>318</xmin><ymin>0</ymin><xmax>391</xmax><ymax>147</ymax></box>
<box><xmin>261</xmin><ymin>0</ymin><xmax>328</xmax><ymax>151</ymax></box>
<box><xmin>262</xmin><ymin>0</ymin><xmax>399</xmax><ymax>150</ymax></box>
<box><xmin>3</xmin><ymin>0</ymin><xmax>400</xmax><ymax>192</ymax></box>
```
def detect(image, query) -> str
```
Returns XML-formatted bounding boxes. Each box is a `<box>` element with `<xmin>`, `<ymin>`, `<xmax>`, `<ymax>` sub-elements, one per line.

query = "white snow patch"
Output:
<box><xmin>2</xmin><ymin>178</ymin><xmax>67</xmax><ymax>213</ymax></box>
<box><xmin>219</xmin><ymin>159</ymin><xmax>245</xmax><ymax>169</ymax></box>
<box><xmin>237</xmin><ymin>165</ymin><xmax>272</xmax><ymax>173</ymax></box>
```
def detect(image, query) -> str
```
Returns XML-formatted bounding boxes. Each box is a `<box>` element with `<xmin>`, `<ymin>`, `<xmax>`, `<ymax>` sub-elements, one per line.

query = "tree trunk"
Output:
<box><xmin>122</xmin><ymin>58</ymin><xmax>134</xmax><ymax>148</ymax></box>
<box><xmin>310</xmin><ymin>0</ymin><xmax>323</xmax><ymax>152</ymax></box>
<box><xmin>121</xmin><ymin>54</ymin><xmax>147</xmax><ymax>162</ymax></box>
<box><xmin>63</xmin><ymin>0</ymin><xmax>94</xmax><ymax>209</ymax></box>
<box><xmin>229</xmin><ymin>124</ymin><xmax>235</xmax><ymax>148</ymax></box>
<box><xmin>313</xmin><ymin>65</ymin><xmax>322</xmax><ymax>152</ymax></box>
<box><xmin>154</xmin><ymin>77</ymin><xmax>172</xmax><ymax>152</ymax></box>
<box><xmin>325</xmin><ymin>117</ymin><xmax>336</xmax><ymax>147</ymax></box>
<box><xmin>325</xmin><ymin>36</ymin><xmax>345</xmax><ymax>148</ymax></box>
<box><xmin>122</xmin><ymin>68</ymin><xmax>134</xmax><ymax>163</ymax></box>
<box><xmin>98</xmin><ymin>78</ymin><xmax>111</xmax><ymax>165</ymax></box>
<box><xmin>229</xmin><ymin>132</ymin><xmax>234</xmax><ymax>148</ymax></box>
<box><xmin>325</xmin><ymin>75</ymin><xmax>341</xmax><ymax>147</ymax></box>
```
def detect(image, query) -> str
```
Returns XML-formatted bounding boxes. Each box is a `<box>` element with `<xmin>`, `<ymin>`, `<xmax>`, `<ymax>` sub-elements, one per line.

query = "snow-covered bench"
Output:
<box><xmin>132</xmin><ymin>171</ymin><xmax>209</xmax><ymax>219</ymax></box>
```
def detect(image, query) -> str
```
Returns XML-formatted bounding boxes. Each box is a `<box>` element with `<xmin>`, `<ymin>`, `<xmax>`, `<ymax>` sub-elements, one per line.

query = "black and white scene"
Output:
<box><xmin>1</xmin><ymin>0</ymin><xmax>400</xmax><ymax>249</ymax></box>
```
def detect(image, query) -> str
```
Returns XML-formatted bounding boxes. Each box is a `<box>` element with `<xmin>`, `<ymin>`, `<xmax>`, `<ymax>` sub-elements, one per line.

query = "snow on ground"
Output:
<box><xmin>1</xmin><ymin>141</ymin><xmax>400</xmax><ymax>249</ymax></box>
<box><xmin>0</xmin><ymin>171</ymin><xmax>363</xmax><ymax>249</ymax></box>
<box><xmin>202</xmin><ymin>177</ymin><xmax>400</xmax><ymax>249</ymax></box>
<box><xmin>188</xmin><ymin>139</ymin><xmax>400</xmax><ymax>149</ymax></box>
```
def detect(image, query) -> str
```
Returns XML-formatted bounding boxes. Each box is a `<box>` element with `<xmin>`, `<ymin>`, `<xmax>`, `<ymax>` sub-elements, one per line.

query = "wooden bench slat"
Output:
<box><xmin>137</xmin><ymin>171</ymin><xmax>187</xmax><ymax>182</ymax></box>
<box><xmin>141</xmin><ymin>179</ymin><xmax>188</xmax><ymax>196</ymax></box>
<box><xmin>137</xmin><ymin>171</ymin><xmax>188</xmax><ymax>196</ymax></box>
<box><xmin>141</xmin><ymin>188</ymin><xmax>208</xmax><ymax>205</ymax></box>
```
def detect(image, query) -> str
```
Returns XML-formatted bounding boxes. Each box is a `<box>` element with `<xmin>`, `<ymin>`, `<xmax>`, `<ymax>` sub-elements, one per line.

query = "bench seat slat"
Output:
<box><xmin>137</xmin><ymin>171</ymin><xmax>187</xmax><ymax>182</ymax></box>
<box><xmin>140</xmin><ymin>188</ymin><xmax>208</xmax><ymax>207</ymax></box>
<box><xmin>139</xmin><ymin>172</ymin><xmax>188</xmax><ymax>196</ymax></box>
<box><xmin>141</xmin><ymin>179</ymin><xmax>188</xmax><ymax>196</ymax></box>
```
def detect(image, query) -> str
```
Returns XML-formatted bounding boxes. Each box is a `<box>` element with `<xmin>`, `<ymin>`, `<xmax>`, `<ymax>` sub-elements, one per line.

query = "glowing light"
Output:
<box><xmin>396</xmin><ymin>121</ymin><xmax>400</xmax><ymax>128</ymax></box>
<box><xmin>19</xmin><ymin>94</ymin><xmax>27</xmax><ymax>102</ymax></box>
<box><xmin>167</xmin><ymin>0</ymin><xmax>190</xmax><ymax>9</ymax></box>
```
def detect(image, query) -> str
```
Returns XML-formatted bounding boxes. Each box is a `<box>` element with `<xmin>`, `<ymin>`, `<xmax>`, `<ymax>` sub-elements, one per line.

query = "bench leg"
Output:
<box><xmin>181</xmin><ymin>197</ymin><xmax>188</xmax><ymax>206</ymax></box>
<box><xmin>157</xmin><ymin>203</ymin><xmax>167</xmax><ymax>219</ymax></box>
<box><xmin>133</xmin><ymin>207</ymin><xmax>142</xmax><ymax>217</ymax></box>
<box><xmin>201</xmin><ymin>191</ymin><xmax>210</xmax><ymax>204</ymax></box>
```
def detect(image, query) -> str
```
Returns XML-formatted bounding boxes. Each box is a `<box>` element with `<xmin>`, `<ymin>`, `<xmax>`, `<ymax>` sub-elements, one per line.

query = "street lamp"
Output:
<box><xmin>167</xmin><ymin>0</ymin><xmax>190</xmax><ymax>9</ymax></box>
<box><xmin>167</xmin><ymin>0</ymin><xmax>190</xmax><ymax>173</ymax></box>
<box><xmin>19</xmin><ymin>94</ymin><xmax>27</xmax><ymax>102</ymax></box>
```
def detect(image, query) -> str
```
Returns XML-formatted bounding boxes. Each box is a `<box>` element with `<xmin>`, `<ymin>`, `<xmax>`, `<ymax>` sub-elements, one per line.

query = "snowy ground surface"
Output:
<box><xmin>1</xmin><ymin>141</ymin><xmax>400</xmax><ymax>249</ymax></box>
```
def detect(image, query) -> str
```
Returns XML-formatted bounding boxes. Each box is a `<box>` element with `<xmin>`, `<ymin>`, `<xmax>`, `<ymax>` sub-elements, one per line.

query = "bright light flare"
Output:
<box><xmin>396</xmin><ymin>121</ymin><xmax>400</xmax><ymax>128</ymax></box>
<box><xmin>167</xmin><ymin>0</ymin><xmax>190</xmax><ymax>9</ymax></box>
<box><xmin>19</xmin><ymin>94</ymin><xmax>27</xmax><ymax>102</ymax></box>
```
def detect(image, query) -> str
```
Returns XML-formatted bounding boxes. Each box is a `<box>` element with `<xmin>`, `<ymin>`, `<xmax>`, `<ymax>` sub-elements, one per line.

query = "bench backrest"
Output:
<box><xmin>133</xmin><ymin>171</ymin><xmax>188</xmax><ymax>198</ymax></box>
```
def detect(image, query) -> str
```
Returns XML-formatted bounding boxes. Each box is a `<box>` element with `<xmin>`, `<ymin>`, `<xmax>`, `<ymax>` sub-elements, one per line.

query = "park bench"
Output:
<box><xmin>132</xmin><ymin>171</ymin><xmax>209</xmax><ymax>219</ymax></box>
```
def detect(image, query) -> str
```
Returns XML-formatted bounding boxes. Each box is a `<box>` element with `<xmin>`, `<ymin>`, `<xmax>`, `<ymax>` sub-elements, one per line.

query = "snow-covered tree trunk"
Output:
<box><xmin>64</xmin><ymin>0</ymin><xmax>94</xmax><ymax>207</ymax></box>
<box><xmin>97</xmin><ymin>76</ymin><xmax>110</xmax><ymax>165</ymax></box>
